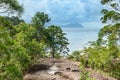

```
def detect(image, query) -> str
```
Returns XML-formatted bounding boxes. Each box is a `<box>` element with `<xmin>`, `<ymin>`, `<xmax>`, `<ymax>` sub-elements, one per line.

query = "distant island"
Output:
<box><xmin>46</xmin><ymin>23</ymin><xmax>84</xmax><ymax>28</ymax></box>
<box><xmin>62</xmin><ymin>23</ymin><xmax>84</xmax><ymax>28</ymax></box>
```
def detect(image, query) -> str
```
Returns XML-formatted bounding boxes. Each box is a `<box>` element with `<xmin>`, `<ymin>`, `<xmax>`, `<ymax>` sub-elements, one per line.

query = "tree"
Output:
<box><xmin>31</xmin><ymin>12</ymin><xmax>69</xmax><ymax>58</ymax></box>
<box><xmin>0</xmin><ymin>16</ymin><xmax>24</xmax><ymax>37</ymax></box>
<box><xmin>32</xmin><ymin>12</ymin><xmax>50</xmax><ymax>27</ymax></box>
<box><xmin>31</xmin><ymin>12</ymin><xmax>51</xmax><ymax>42</ymax></box>
<box><xmin>46</xmin><ymin>25</ymin><xmax>69</xmax><ymax>58</ymax></box>
<box><xmin>97</xmin><ymin>0</ymin><xmax>120</xmax><ymax>78</ymax></box>
<box><xmin>0</xmin><ymin>21</ymin><xmax>46</xmax><ymax>80</ymax></box>
<box><xmin>101</xmin><ymin>0</ymin><xmax>120</xmax><ymax>23</ymax></box>
<box><xmin>5</xmin><ymin>16</ymin><xmax>24</xmax><ymax>25</ymax></box>
<box><xmin>0</xmin><ymin>22</ymin><xmax>25</xmax><ymax>80</ymax></box>
<box><xmin>99</xmin><ymin>0</ymin><xmax>120</xmax><ymax>51</ymax></box>
<box><xmin>0</xmin><ymin>0</ymin><xmax>24</xmax><ymax>16</ymax></box>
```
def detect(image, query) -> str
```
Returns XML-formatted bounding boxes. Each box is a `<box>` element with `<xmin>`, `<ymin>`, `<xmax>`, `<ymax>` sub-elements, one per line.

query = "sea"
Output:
<box><xmin>62</xmin><ymin>27</ymin><xmax>100</xmax><ymax>53</ymax></box>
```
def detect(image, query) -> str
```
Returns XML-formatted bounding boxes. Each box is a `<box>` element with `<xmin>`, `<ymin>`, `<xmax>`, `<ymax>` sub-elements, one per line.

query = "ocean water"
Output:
<box><xmin>62</xmin><ymin>27</ymin><xmax>100</xmax><ymax>53</ymax></box>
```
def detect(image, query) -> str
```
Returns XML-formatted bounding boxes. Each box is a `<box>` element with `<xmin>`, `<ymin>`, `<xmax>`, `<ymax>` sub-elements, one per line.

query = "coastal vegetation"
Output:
<box><xmin>69</xmin><ymin>0</ymin><xmax>120</xmax><ymax>79</ymax></box>
<box><xmin>0</xmin><ymin>0</ymin><xmax>120</xmax><ymax>80</ymax></box>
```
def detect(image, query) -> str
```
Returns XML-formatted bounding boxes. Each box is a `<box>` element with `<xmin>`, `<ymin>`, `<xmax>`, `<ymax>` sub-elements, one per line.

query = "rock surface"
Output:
<box><xmin>24</xmin><ymin>58</ymin><xmax>117</xmax><ymax>80</ymax></box>
<box><xmin>24</xmin><ymin>58</ymin><xmax>80</xmax><ymax>80</ymax></box>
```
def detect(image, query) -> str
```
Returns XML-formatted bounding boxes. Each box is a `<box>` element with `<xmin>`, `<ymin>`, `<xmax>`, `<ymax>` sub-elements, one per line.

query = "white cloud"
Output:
<box><xmin>18</xmin><ymin>0</ymin><xmax>50</xmax><ymax>22</ymax></box>
<box><xmin>67</xmin><ymin>0</ymin><xmax>85</xmax><ymax>16</ymax></box>
<box><xmin>51</xmin><ymin>0</ymin><xmax>61</xmax><ymax>4</ymax></box>
<box><xmin>18</xmin><ymin>0</ymin><xmax>102</xmax><ymax>24</ymax></box>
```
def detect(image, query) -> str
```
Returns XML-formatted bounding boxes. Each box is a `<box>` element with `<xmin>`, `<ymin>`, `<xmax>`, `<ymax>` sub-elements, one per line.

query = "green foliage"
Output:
<box><xmin>0</xmin><ymin>25</ymin><xmax>23</xmax><ymax>80</ymax></box>
<box><xmin>100</xmin><ymin>2</ymin><xmax>120</xmax><ymax>78</ymax></box>
<box><xmin>46</xmin><ymin>25</ymin><xmax>69</xmax><ymax>58</ymax></box>
<box><xmin>0</xmin><ymin>16</ymin><xmax>23</xmax><ymax>36</ymax></box>
<box><xmin>98</xmin><ymin>23</ymin><xmax>120</xmax><ymax>47</ymax></box>
<box><xmin>80</xmin><ymin>40</ymin><xmax>120</xmax><ymax>78</ymax></box>
<box><xmin>5</xmin><ymin>16</ymin><xmax>25</xmax><ymax>25</ymax></box>
<box><xmin>31</xmin><ymin>12</ymin><xmax>51</xmax><ymax>42</ymax></box>
<box><xmin>0</xmin><ymin>1</ymin><xmax>69</xmax><ymax>79</ymax></box>
<box><xmin>54</xmin><ymin>52</ymin><xmax>61</xmax><ymax>59</ymax></box>
<box><xmin>13</xmin><ymin>22</ymin><xmax>46</xmax><ymax>62</ymax></box>
<box><xmin>32</xmin><ymin>12</ymin><xmax>50</xmax><ymax>27</ymax></box>
<box><xmin>79</xmin><ymin>65</ymin><xmax>95</xmax><ymax>80</ymax></box>
<box><xmin>0</xmin><ymin>10</ymin><xmax>69</xmax><ymax>79</ymax></box>
<box><xmin>0</xmin><ymin>20</ymin><xmax>46</xmax><ymax>79</ymax></box>
<box><xmin>0</xmin><ymin>16</ymin><xmax>12</xmax><ymax>27</ymax></box>
<box><xmin>67</xmin><ymin>50</ymin><xmax>81</xmax><ymax>61</ymax></box>
<box><xmin>101</xmin><ymin>0</ymin><xmax>120</xmax><ymax>23</ymax></box>
<box><xmin>31</xmin><ymin>12</ymin><xmax>69</xmax><ymax>58</ymax></box>
<box><xmin>78</xmin><ymin>0</ymin><xmax>120</xmax><ymax>79</ymax></box>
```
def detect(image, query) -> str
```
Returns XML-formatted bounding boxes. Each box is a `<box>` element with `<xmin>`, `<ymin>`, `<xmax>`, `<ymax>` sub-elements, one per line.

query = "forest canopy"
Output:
<box><xmin>0</xmin><ymin>0</ymin><xmax>69</xmax><ymax>79</ymax></box>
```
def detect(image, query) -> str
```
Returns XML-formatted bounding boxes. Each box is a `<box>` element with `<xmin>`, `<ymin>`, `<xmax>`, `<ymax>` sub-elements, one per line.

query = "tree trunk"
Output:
<box><xmin>51</xmin><ymin>47</ymin><xmax>55</xmax><ymax>58</ymax></box>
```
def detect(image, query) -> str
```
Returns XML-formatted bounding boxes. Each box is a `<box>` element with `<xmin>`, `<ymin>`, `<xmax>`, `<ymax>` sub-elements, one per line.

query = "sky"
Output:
<box><xmin>18</xmin><ymin>0</ymin><xmax>103</xmax><ymax>28</ymax></box>
<box><xmin>18</xmin><ymin>0</ymin><xmax>104</xmax><ymax>52</ymax></box>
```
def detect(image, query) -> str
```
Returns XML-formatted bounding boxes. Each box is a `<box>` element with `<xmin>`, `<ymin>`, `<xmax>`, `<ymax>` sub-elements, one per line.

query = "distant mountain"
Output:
<box><xmin>62</xmin><ymin>23</ymin><xmax>84</xmax><ymax>28</ymax></box>
<box><xmin>46</xmin><ymin>23</ymin><xmax>84</xmax><ymax>28</ymax></box>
